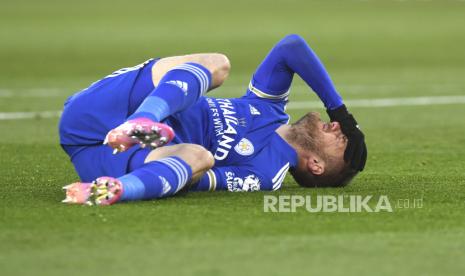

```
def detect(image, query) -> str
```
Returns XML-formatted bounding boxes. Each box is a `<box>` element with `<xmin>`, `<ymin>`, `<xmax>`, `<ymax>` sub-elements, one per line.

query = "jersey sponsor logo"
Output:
<box><xmin>207</xmin><ymin>98</ymin><xmax>240</xmax><ymax>161</ymax></box>
<box><xmin>234</xmin><ymin>138</ymin><xmax>254</xmax><ymax>156</ymax></box>
<box><xmin>165</xmin><ymin>80</ymin><xmax>188</xmax><ymax>95</ymax></box>
<box><xmin>159</xmin><ymin>176</ymin><xmax>171</xmax><ymax>195</ymax></box>
<box><xmin>249</xmin><ymin>104</ymin><xmax>261</xmax><ymax>115</ymax></box>
<box><xmin>225</xmin><ymin>171</ymin><xmax>261</xmax><ymax>192</ymax></box>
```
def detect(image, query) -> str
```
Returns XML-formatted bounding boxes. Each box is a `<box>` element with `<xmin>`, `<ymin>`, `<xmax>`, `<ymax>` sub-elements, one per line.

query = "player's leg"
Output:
<box><xmin>133</xmin><ymin>53</ymin><xmax>230</xmax><ymax>122</ymax></box>
<box><xmin>62</xmin><ymin>144</ymin><xmax>214</xmax><ymax>205</ymax></box>
<box><xmin>142</xmin><ymin>144</ymin><xmax>213</xmax><ymax>183</ymax></box>
<box><xmin>106</xmin><ymin>54</ymin><xmax>230</xmax><ymax>153</ymax></box>
<box><xmin>248</xmin><ymin>34</ymin><xmax>342</xmax><ymax>109</ymax></box>
<box><xmin>151</xmin><ymin>54</ymin><xmax>230</xmax><ymax>89</ymax></box>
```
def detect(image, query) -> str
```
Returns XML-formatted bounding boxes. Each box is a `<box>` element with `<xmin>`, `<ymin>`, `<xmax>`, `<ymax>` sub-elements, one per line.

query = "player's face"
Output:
<box><xmin>316</xmin><ymin>115</ymin><xmax>348</xmax><ymax>161</ymax></box>
<box><xmin>292</xmin><ymin>112</ymin><xmax>347</xmax><ymax>164</ymax></box>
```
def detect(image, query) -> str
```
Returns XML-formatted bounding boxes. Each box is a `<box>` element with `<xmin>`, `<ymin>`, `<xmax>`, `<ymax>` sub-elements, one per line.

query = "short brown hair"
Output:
<box><xmin>290</xmin><ymin>162</ymin><xmax>358</xmax><ymax>188</ymax></box>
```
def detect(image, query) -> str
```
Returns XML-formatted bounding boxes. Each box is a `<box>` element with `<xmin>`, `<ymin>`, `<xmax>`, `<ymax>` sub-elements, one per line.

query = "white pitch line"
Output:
<box><xmin>0</xmin><ymin>88</ymin><xmax>70</xmax><ymax>98</ymax></box>
<box><xmin>1</xmin><ymin>84</ymin><xmax>465</xmax><ymax>97</ymax></box>
<box><xmin>0</xmin><ymin>95</ymin><xmax>465</xmax><ymax>121</ymax></box>
<box><xmin>286</xmin><ymin>95</ymin><xmax>465</xmax><ymax>110</ymax></box>
<box><xmin>0</xmin><ymin>111</ymin><xmax>62</xmax><ymax>120</ymax></box>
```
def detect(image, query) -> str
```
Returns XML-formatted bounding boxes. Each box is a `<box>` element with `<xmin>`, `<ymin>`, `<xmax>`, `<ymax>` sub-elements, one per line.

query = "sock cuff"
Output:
<box><xmin>157</xmin><ymin>156</ymin><xmax>193</xmax><ymax>193</ymax></box>
<box><xmin>119</xmin><ymin>174</ymin><xmax>145</xmax><ymax>201</ymax></box>
<box><xmin>128</xmin><ymin>96</ymin><xmax>169</xmax><ymax>122</ymax></box>
<box><xmin>172</xmin><ymin>63</ymin><xmax>212</xmax><ymax>95</ymax></box>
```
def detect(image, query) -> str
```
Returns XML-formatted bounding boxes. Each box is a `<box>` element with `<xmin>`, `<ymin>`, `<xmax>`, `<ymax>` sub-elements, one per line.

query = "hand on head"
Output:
<box><xmin>327</xmin><ymin>105</ymin><xmax>367</xmax><ymax>171</ymax></box>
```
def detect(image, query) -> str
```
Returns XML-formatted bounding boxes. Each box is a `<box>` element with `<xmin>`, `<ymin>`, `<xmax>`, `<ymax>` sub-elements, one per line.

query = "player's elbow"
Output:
<box><xmin>279</xmin><ymin>34</ymin><xmax>307</xmax><ymax>51</ymax></box>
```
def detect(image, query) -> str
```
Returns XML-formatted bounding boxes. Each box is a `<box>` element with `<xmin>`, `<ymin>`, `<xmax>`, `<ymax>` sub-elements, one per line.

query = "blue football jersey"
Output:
<box><xmin>59</xmin><ymin>60</ymin><xmax>298</xmax><ymax>191</ymax></box>
<box><xmin>168</xmin><ymin>92</ymin><xmax>298</xmax><ymax>192</ymax></box>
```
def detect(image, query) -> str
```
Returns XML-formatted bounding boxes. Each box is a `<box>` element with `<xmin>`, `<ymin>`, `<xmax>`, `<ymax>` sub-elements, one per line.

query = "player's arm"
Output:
<box><xmin>249</xmin><ymin>34</ymin><xmax>366</xmax><ymax>171</ymax></box>
<box><xmin>248</xmin><ymin>34</ymin><xmax>342</xmax><ymax>108</ymax></box>
<box><xmin>152</xmin><ymin>53</ymin><xmax>231</xmax><ymax>90</ymax></box>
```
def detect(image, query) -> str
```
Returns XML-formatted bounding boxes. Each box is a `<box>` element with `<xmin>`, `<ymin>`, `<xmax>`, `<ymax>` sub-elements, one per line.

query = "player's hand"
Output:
<box><xmin>327</xmin><ymin>104</ymin><xmax>367</xmax><ymax>171</ymax></box>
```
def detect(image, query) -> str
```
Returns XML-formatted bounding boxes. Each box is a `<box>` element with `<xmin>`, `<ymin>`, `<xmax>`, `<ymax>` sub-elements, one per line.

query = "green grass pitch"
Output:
<box><xmin>1</xmin><ymin>1</ymin><xmax>465</xmax><ymax>275</ymax></box>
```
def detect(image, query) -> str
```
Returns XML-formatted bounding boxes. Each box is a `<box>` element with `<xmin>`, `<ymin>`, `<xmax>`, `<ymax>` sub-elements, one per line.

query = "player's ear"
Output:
<box><xmin>306</xmin><ymin>153</ymin><xmax>325</xmax><ymax>175</ymax></box>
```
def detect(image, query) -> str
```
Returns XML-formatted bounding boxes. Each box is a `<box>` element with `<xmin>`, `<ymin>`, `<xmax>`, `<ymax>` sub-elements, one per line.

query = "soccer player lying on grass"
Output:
<box><xmin>59</xmin><ymin>34</ymin><xmax>367</xmax><ymax>205</ymax></box>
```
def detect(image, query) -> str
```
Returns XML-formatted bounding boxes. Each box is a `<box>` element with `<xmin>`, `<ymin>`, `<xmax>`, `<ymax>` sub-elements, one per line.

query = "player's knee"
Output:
<box><xmin>208</xmin><ymin>53</ymin><xmax>231</xmax><ymax>88</ymax></box>
<box><xmin>192</xmin><ymin>144</ymin><xmax>215</xmax><ymax>169</ymax></box>
<box><xmin>200</xmin><ymin>148</ymin><xmax>215</xmax><ymax>169</ymax></box>
<box><xmin>179</xmin><ymin>144</ymin><xmax>214</xmax><ymax>171</ymax></box>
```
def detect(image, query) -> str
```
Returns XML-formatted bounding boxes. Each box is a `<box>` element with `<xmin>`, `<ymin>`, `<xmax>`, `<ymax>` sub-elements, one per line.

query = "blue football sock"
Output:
<box><xmin>251</xmin><ymin>34</ymin><xmax>343</xmax><ymax>110</ymax></box>
<box><xmin>128</xmin><ymin>63</ymin><xmax>212</xmax><ymax>122</ymax></box>
<box><xmin>118</xmin><ymin>157</ymin><xmax>193</xmax><ymax>201</ymax></box>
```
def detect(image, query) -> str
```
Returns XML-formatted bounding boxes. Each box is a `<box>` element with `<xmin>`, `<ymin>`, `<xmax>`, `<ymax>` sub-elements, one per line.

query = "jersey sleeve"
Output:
<box><xmin>241</xmin><ymin>81</ymin><xmax>289</xmax><ymax>115</ymax></box>
<box><xmin>192</xmin><ymin>166</ymin><xmax>271</xmax><ymax>192</ymax></box>
<box><xmin>242</xmin><ymin>78</ymin><xmax>290</xmax><ymax>102</ymax></box>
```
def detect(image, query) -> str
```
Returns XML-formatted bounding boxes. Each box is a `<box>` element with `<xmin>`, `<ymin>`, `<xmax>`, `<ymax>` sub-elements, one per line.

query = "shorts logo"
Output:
<box><xmin>234</xmin><ymin>138</ymin><xmax>254</xmax><ymax>156</ymax></box>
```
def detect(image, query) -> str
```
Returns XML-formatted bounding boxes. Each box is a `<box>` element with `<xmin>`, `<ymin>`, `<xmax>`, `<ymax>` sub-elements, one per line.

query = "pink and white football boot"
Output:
<box><xmin>62</xmin><ymin>177</ymin><xmax>123</xmax><ymax>206</ymax></box>
<box><xmin>104</xmin><ymin>118</ymin><xmax>175</xmax><ymax>154</ymax></box>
